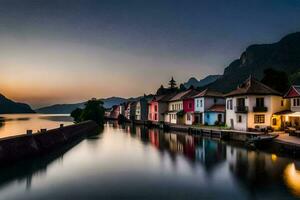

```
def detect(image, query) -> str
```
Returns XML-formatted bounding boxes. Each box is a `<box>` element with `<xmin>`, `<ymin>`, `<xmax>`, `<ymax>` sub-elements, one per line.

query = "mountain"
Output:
<box><xmin>36</xmin><ymin>97</ymin><xmax>138</xmax><ymax>114</ymax></box>
<box><xmin>207</xmin><ymin>32</ymin><xmax>300</xmax><ymax>93</ymax></box>
<box><xmin>183</xmin><ymin>75</ymin><xmax>221</xmax><ymax>89</ymax></box>
<box><xmin>0</xmin><ymin>94</ymin><xmax>35</xmax><ymax>114</ymax></box>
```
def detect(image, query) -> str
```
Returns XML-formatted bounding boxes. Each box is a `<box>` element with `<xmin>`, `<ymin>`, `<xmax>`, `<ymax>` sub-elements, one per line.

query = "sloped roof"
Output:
<box><xmin>183</xmin><ymin>89</ymin><xmax>201</xmax><ymax>100</ymax></box>
<box><xmin>225</xmin><ymin>76</ymin><xmax>282</xmax><ymax>97</ymax></box>
<box><xmin>193</xmin><ymin>88</ymin><xmax>224</xmax><ymax>98</ymax></box>
<box><xmin>206</xmin><ymin>104</ymin><xmax>225</xmax><ymax>112</ymax></box>
<box><xmin>284</xmin><ymin>85</ymin><xmax>300</xmax><ymax>98</ymax></box>
<box><xmin>168</xmin><ymin>89</ymin><xmax>196</xmax><ymax>102</ymax></box>
<box><xmin>151</xmin><ymin>93</ymin><xmax>177</xmax><ymax>103</ymax></box>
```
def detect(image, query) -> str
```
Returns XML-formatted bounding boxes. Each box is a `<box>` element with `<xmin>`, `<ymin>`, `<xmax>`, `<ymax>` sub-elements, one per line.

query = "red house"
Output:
<box><xmin>183</xmin><ymin>90</ymin><xmax>201</xmax><ymax>125</ymax></box>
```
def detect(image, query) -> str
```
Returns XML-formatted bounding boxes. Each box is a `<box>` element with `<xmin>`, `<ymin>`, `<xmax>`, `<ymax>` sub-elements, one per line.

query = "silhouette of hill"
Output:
<box><xmin>0</xmin><ymin>94</ymin><xmax>35</xmax><ymax>114</ymax></box>
<box><xmin>206</xmin><ymin>32</ymin><xmax>300</xmax><ymax>92</ymax></box>
<box><xmin>36</xmin><ymin>97</ymin><xmax>140</xmax><ymax>114</ymax></box>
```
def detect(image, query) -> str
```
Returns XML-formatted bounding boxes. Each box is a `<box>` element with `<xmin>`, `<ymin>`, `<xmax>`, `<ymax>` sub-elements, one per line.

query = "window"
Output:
<box><xmin>214</xmin><ymin>98</ymin><xmax>217</xmax><ymax>103</ymax></box>
<box><xmin>227</xmin><ymin>99</ymin><xmax>233</xmax><ymax>110</ymax></box>
<box><xmin>256</xmin><ymin>98</ymin><xmax>264</xmax><ymax>107</ymax></box>
<box><xmin>154</xmin><ymin>114</ymin><xmax>157</xmax><ymax>120</ymax></box>
<box><xmin>154</xmin><ymin>105</ymin><xmax>158</xmax><ymax>112</ymax></box>
<box><xmin>196</xmin><ymin>99</ymin><xmax>199</xmax><ymax>107</ymax></box>
<box><xmin>237</xmin><ymin>115</ymin><xmax>242</xmax><ymax>123</ymax></box>
<box><xmin>281</xmin><ymin>100</ymin><xmax>284</xmax><ymax>106</ymax></box>
<box><xmin>272</xmin><ymin>118</ymin><xmax>277</xmax><ymax>126</ymax></box>
<box><xmin>206</xmin><ymin>114</ymin><xmax>210</xmax><ymax>119</ymax></box>
<box><xmin>293</xmin><ymin>98</ymin><xmax>300</xmax><ymax>107</ymax></box>
<box><xmin>254</xmin><ymin>115</ymin><xmax>265</xmax><ymax>124</ymax></box>
<box><xmin>237</xmin><ymin>98</ymin><xmax>245</xmax><ymax>107</ymax></box>
<box><xmin>200</xmin><ymin>100</ymin><xmax>203</xmax><ymax>107</ymax></box>
<box><xmin>188</xmin><ymin>102</ymin><xmax>192</xmax><ymax>109</ymax></box>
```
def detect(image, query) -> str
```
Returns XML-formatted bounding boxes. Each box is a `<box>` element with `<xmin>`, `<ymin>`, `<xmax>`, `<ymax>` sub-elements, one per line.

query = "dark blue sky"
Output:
<box><xmin>0</xmin><ymin>0</ymin><xmax>299</xmax><ymax>107</ymax></box>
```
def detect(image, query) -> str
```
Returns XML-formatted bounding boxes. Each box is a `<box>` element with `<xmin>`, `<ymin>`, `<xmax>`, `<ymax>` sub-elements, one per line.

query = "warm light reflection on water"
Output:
<box><xmin>284</xmin><ymin>162</ymin><xmax>300</xmax><ymax>197</ymax></box>
<box><xmin>0</xmin><ymin>121</ymin><xmax>299</xmax><ymax>200</ymax></box>
<box><xmin>0</xmin><ymin>114</ymin><xmax>73</xmax><ymax>138</ymax></box>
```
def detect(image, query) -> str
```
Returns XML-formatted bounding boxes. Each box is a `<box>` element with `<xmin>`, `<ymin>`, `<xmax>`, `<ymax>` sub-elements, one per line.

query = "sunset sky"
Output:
<box><xmin>0</xmin><ymin>0</ymin><xmax>300</xmax><ymax>108</ymax></box>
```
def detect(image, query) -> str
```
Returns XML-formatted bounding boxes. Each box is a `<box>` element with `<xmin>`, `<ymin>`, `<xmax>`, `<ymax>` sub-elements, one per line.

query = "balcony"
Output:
<box><xmin>253</xmin><ymin>106</ymin><xmax>268</xmax><ymax>112</ymax></box>
<box><xmin>235</xmin><ymin>106</ymin><xmax>248</xmax><ymax>113</ymax></box>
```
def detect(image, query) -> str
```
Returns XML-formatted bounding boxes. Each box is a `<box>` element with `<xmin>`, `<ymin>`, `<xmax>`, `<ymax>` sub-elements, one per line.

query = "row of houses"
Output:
<box><xmin>109</xmin><ymin>76</ymin><xmax>300</xmax><ymax>132</ymax></box>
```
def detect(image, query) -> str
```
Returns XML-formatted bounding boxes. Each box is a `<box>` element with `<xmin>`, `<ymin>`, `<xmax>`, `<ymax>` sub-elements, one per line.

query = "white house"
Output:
<box><xmin>225</xmin><ymin>76</ymin><xmax>288</xmax><ymax>131</ymax></box>
<box><xmin>166</xmin><ymin>90</ymin><xmax>194</xmax><ymax>124</ymax></box>
<box><xmin>193</xmin><ymin>89</ymin><xmax>225</xmax><ymax>125</ymax></box>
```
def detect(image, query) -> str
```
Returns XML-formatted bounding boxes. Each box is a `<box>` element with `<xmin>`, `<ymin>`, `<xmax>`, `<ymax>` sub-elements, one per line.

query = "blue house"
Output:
<box><xmin>193</xmin><ymin>89</ymin><xmax>225</xmax><ymax>125</ymax></box>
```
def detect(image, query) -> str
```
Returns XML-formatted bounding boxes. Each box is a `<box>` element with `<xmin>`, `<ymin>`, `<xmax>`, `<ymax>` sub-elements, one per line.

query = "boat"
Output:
<box><xmin>246</xmin><ymin>134</ymin><xmax>279</xmax><ymax>149</ymax></box>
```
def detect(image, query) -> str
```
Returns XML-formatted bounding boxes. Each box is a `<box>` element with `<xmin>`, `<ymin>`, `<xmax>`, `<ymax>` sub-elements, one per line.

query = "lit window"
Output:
<box><xmin>254</xmin><ymin>115</ymin><xmax>265</xmax><ymax>124</ymax></box>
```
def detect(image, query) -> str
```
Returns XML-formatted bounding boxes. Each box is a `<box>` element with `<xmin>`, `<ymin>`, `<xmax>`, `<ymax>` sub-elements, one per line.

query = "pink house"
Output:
<box><xmin>148</xmin><ymin>93</ymin><xmax>175</xmax><ymax>123</ymax></box>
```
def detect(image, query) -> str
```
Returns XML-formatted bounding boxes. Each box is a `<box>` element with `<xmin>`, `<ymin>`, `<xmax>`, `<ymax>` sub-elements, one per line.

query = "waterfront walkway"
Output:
<box><xmin>274</xmin><ymin>133</ymin><xmax>300</xmax><ymax>148</ymax></box>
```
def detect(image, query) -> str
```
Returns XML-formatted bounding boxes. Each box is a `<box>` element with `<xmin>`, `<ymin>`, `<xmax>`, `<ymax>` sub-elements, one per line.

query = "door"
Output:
<box><xmin>230</xmin><ymin>119</ymin><xmax>234</xmax><ymax>129</ymax></box>
<box><xmin>218</xmin><ymin>114</ymin><xmax>222</xmax><ymax>123</ymax></box>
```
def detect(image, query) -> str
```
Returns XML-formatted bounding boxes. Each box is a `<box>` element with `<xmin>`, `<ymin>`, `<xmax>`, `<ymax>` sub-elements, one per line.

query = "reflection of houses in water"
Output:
<box><xmin>227</xmin><ymin>146</ymin><xmax>294</xmax><ymax>198</ymax></box>
<box><xmin>195</xmin><ymin>139</ymin><xmax>226</xmax><ymax>170</ymax></box>
<box><xmin>149</xmin><ymin>129</ymin><xmax>160</xmax><ymax>148</ymax></box>
<box><xmin>184</xmin><ymin>135</ymin><xmax>195</xmax><ymax>160</ymax></box>
<box><xmin>164</xmin><ymin>133</ymin><xmax>184</xmax><ymax>154</ymax></box>
<box><xmin>135</xmin><ymin>126</ymin><xmax>149</xmax><ymax>143</ymax></box>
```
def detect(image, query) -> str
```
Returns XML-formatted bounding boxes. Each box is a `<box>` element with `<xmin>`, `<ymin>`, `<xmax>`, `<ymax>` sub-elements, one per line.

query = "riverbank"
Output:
<box><xmin>0</xmin><ymin>120</ymin><xmax>99</xmax><ymax>165</ymax></box>
<box><xmin>109</xmin><ymin>119</ymin><xmax>300</xmax><ymax>157</ymax></box>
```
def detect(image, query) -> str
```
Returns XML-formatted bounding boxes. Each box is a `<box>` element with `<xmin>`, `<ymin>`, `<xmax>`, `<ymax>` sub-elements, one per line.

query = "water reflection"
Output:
<box><xmin>0</xmin><ymin>114</ymin><xmax>73</xmax><ymax>138</ymax></box>
<box><xmin>0</xmin><ymin>121</ymin><xmax>299</xmax><ymax>200</ymax></box>
<box><xmin>120</xmin><ymin>123</ymin><xmax>300</xmax><ymax>199</ymax></box>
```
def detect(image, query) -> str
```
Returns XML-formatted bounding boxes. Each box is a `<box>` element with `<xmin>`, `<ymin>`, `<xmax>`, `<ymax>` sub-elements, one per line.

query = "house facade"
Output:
<box><xmin>165</xmin><ymin>90</ymin><xmax>195</xmax><ymax>124</ymax></box>
<box><xmin>193</xmin><ymin>89</ymin><xmax>225</xmax><ymax>125</ymax></box>
<box><xmin>148</xmin><ymin>94</ymin><xmax>175</xmax><ymax>123</ymax></box>
<box><xmin>182</xmin><ymin>90</ymin><xmax>201</xmax><ymax>125</ymax></box>
<box><xmin>271</xmin><ymin>85</ymin><xmax>300</xmax><ymax>130</ymax></box>
<box><xmin>225</xmin><ymin>77</ymin><xmax>288</xmax><ymax>131</ymax></box>
<box><xmin>135</xmin><ymin>97</ymin><xmax>150</xmax><ymax>121</ymax></box>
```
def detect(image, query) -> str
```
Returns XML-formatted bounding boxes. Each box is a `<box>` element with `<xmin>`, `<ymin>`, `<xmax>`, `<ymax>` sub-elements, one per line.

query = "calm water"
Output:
<box><xmin>0</xmin><ymin>114</ymin><xmax>73</xmax><ymax>138</ymax></box>
<box><xmin>0</xmin><ymin>115</ymin><xmax>299</xmax><ymax>200</ymax></box>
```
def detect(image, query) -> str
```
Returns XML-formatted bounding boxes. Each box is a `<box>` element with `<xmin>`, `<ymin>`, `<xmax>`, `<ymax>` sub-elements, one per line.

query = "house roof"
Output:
<box><xmin>206</xmin><ymin>104</ymin><xmax>225</xmax><ymax>113</ymax></box>
<box><xmin>284</xmin><ymin>85</ymin><xmax>300</xmax><ymax>98</ymax></box>
<box><xmin>224</xmin><ymin>76</ymin><xmax>282</xmax><ymax>97</ymax></box>
<box><xmin>273</xmin><ymin>110</ymin><xmax>293</xmax><ymax>115</ymax></box>
<box><xmin>192</xmin><ymin>88</ymin><xmax>224</xmax><ymax>98</ymax></box>
<box><xmin>151</xmin><ymin>93</ymin><xmax>177</xmax><ymax>103</ymax></box>
<box><xmin>168</xmin><ymin>89</ymin><xmax>196</xmax><ymax>102</ymax></box>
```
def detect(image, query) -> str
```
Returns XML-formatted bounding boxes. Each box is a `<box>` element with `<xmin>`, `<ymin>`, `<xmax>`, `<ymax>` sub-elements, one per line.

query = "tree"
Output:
<box><xmin>71</xmin><ymin>108</ymin><xmax>83</xmax><ymax>123</ymax></box>
<box><xmin>156</xmin><ymin>85</ymin><xmax>166</xmax><ymax>95</ymax></box>
<box><xmin>71</xmin><ymin>98</ymin><xmax>105</xmax><ymax>125</ymax></box>
<box><xmin>261</xmin><ymin>68</ymin><xmax>291</xmax><ymax>94</ymax></box>
<box><xmin>169</xmin><ymin>77</ymin><xmax>177</xmax><ymax>89</ymax></box>
<box><xmin>179</xmin><ymin>83</ymin><xmax>186</xmax><ymax>91</ymax></box>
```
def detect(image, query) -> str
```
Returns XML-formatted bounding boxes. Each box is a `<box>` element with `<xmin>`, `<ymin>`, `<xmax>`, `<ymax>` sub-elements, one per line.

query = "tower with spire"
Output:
<box><xmin>169</xmin><ymin>77</ymin><xmax>177</xmax><ymax>89</ymax></box>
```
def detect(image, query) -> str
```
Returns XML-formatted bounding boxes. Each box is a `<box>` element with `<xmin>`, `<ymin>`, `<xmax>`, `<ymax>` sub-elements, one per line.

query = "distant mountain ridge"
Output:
<box><xmin>183</xmin><ymin>75</ymin><xmax>221</xmax><ymax>89</ymax></box>
<box><xmin>207</xmin><ymin>32</ymin><xmax>300</xmax><ymax>93</ymax></box>
<box><xmin>36</xmin><ymin>96</ymin><xmax>140</xmax><ymax>114</ymax></box>
<box><xmin>0</xmin><ymin>94</ymin><xmax>35</xmax><ymax>114</ymax></box>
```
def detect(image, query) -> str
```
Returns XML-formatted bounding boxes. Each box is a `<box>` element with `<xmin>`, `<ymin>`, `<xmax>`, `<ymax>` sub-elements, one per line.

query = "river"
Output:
<box><xmin>0</xmin><ymin>114</ymin><xmax>299</xmax><ymax>200</ymax></box>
